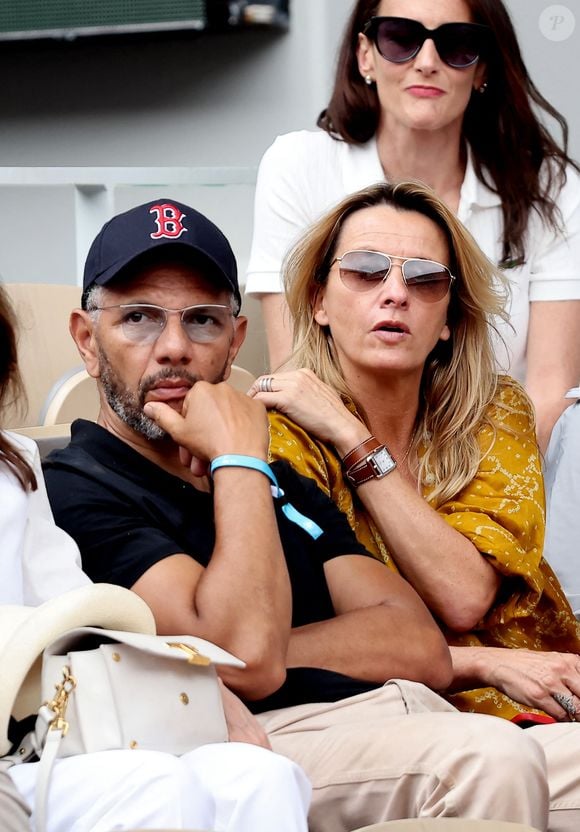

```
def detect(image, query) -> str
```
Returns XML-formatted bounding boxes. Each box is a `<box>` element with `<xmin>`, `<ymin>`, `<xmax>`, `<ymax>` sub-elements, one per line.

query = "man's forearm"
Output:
<box><xmin>195</xmin><ymin>467</ymin><xmax>292</xmax><ymax>694</ymax></box>
<box><xmin>140</xmin><ymin>387</ymin><xmax>293</xmax><ymax>699</ymax></box>
<box><xmin>287</xmin><ymin>605</ymin><xmax>452</xmax><ymax>691</ymax></box>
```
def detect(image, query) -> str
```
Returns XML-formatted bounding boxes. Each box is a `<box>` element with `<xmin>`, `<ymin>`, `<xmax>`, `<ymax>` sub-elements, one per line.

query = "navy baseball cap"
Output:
<box><xmin>82</xmin><ymin>199</ymin><xmax>240</xmax><ymax>310</ymax></box>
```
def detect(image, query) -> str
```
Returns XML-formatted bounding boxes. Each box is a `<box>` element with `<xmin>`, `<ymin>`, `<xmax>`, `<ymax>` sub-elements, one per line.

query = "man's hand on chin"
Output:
<box><xmin>144</xmin><ymin>381</ymin><xmax>269</xmax><ymax>469</ymax></box>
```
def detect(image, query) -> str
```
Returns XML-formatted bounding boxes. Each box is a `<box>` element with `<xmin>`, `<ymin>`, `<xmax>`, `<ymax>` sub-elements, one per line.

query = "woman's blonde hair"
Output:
<box><xmin>284</xmin><ymin>180</ymin><xmax>519</xmax><ymax>506</ymax></box>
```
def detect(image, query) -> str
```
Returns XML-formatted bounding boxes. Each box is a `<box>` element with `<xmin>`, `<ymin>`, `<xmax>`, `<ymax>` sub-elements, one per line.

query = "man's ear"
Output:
<box><xmin>70</xmin><ymin>309</ymin><xmax>101</xmax><ymax>379</ymax></box>
<box><xmin>223</xmin><ymin>315</ymin><xmax>248</xmax><ymax>378</ymax></box>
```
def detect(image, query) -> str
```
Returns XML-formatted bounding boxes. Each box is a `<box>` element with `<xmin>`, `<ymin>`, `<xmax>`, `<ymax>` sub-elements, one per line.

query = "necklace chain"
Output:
<box><xmin>395</xmin><ymin>431</ymin><xmax>415</xmax><ymax>465</ymax></box>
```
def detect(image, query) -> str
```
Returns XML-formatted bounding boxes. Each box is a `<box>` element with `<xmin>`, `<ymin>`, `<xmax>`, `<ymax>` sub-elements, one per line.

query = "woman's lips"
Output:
<box><xmin>372</xmin><ymin>329</ymin><xmax>409</xmax><ymax>344</ymax></box>
<box><xmin>406</xmin><ymin>86</ymin><xmax>445</xmax><ymax>98</ymax></box>
<box><xmin>372</xmin><ymin>321</ymin><xmax>410</xmax><ymax>343</ymax></box>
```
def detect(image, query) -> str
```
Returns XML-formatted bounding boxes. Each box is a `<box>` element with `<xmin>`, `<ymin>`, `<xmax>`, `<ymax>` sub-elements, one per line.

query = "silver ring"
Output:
<box><xmin>552</xmin><ymin>691</ymin><xmax>577</xmax><ymax>719</ymax></box>
<box><xmin>259</xmin><ymin>376</ymin><xmax>274</xmax><ymax>393</ymax></box>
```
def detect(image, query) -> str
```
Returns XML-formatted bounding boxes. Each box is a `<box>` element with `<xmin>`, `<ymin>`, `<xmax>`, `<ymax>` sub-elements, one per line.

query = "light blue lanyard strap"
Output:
<box><xmin>210</xmin><ymin>454</ymin><xmax>323</xmax><ymax>540</ymax></box>
<box><xmin>281</xmin><ymin>503</ymin><xmax>323</xmax><ymax>540</ymax></box>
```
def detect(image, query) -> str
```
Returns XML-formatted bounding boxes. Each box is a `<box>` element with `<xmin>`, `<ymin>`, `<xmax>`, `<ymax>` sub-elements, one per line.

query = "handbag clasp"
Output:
<box><xmin>45</xmin><ymin>666</ymin><xmax>77</xmax><ymax>735</ymax></box>
<box><xmin>166</xmin><ymin>641</ymin><xmax>211</xmax><ymax>666</ymax></box>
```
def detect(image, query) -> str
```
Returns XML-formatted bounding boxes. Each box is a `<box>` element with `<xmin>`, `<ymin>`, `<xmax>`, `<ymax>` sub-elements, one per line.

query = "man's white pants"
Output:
<box><xmin>9</xmin><ymin>742</ymin><xmax>311</xmax><ymax>832</ymax></box>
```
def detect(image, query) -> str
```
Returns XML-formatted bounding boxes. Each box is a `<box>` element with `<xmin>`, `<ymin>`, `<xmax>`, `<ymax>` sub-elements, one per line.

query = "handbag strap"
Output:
<box><xmin>33</xmin><ymin>666</ymin><xmax>76</xmax><ymax>832</ymax></box>
<box><xmin>34</xmin><ymin>727</ymin><xmax>63</xmax><ymax>832</ymax></box>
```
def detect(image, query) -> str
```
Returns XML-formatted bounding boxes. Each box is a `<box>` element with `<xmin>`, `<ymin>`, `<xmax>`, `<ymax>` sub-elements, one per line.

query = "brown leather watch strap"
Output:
<box><xmin>341</xmin><ymin>435</ymin><xmax>381</xmax><ymax>471</ymax></box>
<box><xmin>345</xmin><ymin>445</ymin><xmax>396</xmax><ymax>488</ymax></box>
<box><xmin>345</xmin><ymin>463</ymin><xmax>380</xmax><ymax>487</ymax></box>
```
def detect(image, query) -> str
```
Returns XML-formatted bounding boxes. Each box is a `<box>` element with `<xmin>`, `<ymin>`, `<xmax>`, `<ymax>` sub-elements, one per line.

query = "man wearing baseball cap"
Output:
<box><xmin>43</xmin><ymin>198</ymin><xmax>549</xmax><ymax>832</ymax></box>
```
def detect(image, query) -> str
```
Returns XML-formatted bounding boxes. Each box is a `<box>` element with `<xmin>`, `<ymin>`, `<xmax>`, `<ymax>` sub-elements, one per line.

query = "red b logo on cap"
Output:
<box><xmin>149</xmin><ymin>203</ymin><xmax>187</xmax><ymax>239</ymax></box>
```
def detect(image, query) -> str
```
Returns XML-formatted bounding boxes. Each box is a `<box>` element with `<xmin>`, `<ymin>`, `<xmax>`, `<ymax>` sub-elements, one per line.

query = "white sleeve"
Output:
<box><xmin>529</xmin><ymin>164</ymin><xmax>580</xmax><ymax>302</ymax></box>
<box><xmin>20</xmin><ymin>441</ymin><xmax>91</xmax><ymax>605</ymax></box>
<box><xmin>245</xmin><ymin>133</ymin><xmax>321</xmax><ymax>295</ymax></box>
<box><xmin>0</xmin><ymin>463</ymin><xmax>26</xmax><ymax>604</ymax></box>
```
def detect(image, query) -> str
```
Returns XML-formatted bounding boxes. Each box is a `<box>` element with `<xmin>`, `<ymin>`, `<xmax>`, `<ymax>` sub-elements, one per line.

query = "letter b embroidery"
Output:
<box><xmin>149</xmin><ymin>203</ymin><xmax>187</xmax><ymax>239</ymax></box>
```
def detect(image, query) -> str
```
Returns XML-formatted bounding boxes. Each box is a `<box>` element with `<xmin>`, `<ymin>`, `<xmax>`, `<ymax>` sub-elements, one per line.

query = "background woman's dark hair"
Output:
<box><xmin>0</xmin><ymin>284</ymin><xmax>37</xmax><ymax>490</ymax></box>
<box><xmin>318</xmin><ymin>0</ymin><xmax>579</xmax><ymax>264</ymax></box>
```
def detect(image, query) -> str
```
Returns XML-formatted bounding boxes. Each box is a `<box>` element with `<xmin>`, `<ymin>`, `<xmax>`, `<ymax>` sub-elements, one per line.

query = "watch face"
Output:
<box><xmin>372</xmin><ymin>447</ymin><xmax>396</xmax><ymax>476</ymax></box>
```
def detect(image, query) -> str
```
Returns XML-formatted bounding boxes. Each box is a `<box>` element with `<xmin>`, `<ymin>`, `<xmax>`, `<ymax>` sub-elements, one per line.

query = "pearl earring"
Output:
<box><xmin>478</xmin><ymin>81</ymin><xmax>488</xmax><ymax>94</ymax></box>
<box><xmin>364</xmin><ymin>75</ymin><xmax>374</xmax><ymax>86</ymax></box>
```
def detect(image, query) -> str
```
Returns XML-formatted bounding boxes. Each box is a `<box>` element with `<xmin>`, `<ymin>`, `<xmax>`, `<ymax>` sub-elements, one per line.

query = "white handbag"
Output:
<box><xmin>32</xmin><ymin>627</ymin><xmax>245</xmax><ymax>832</ymax></box>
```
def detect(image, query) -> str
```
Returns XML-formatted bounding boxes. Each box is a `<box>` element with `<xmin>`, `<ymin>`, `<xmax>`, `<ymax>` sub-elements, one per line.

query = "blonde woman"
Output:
<box><xmin>250</xmin><ymin>180</ymin><xmax>580</xmax><ymax>725</ymax></box>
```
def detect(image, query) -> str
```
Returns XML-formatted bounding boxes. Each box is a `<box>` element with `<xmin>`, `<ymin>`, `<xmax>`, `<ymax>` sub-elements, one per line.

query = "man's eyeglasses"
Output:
<box><xmin>95</xmin><ymin>303</ymin><xmax>235</xmax><ymax>345</ymax></box>
<box><xmin>332</xmin><ymin>250</ymin><xmax>455</xmax><ymax>303</ymax></box>
<box><xmin>363</xmin><ymin>17</ymin><xmax>491</xmax><ymax>69</ymax></box>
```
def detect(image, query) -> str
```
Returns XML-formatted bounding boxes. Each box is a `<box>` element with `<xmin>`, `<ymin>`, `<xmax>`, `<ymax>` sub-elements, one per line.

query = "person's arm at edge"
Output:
<box><xmin>245</xmin><ymin>133</ymin><xmax>314</xmax><ymax>371</ymax></box>
<box><xmin>525</xmin><ymin>299</ymin><xmax>580</xmax><ymax>453</ymax></box>
<box><xmin>525</xmin><ymin>165</ymin><xmax>580</xmax><ymax>451</ymax></box>
<box><xmin>260</xmin><ymin>292</ymin><xmax>294</xmax><ymax>371</ymax></box>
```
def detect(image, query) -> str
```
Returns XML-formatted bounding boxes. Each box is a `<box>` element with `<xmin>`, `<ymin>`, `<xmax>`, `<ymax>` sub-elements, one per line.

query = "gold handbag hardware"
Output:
<box><xmin>44</xmin><ymin>666</ymin><xmax>77</xmax><ymax>735</ymax></box>
<box><xmin>166</xmin><ymin>641</ymin><xmax>211</xmax><ymax>666</ymax></box>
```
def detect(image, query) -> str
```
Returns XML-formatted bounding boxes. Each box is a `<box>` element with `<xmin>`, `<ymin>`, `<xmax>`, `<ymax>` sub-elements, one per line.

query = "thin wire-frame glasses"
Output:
<box><xmin>95</xmin><ymin>303</ymin><xmax>235</xmax><ymax>344</ymax></box>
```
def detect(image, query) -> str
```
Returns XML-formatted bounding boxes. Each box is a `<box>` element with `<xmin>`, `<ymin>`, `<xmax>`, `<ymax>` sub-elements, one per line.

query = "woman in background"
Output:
<box><xmin>0</xmin><ymin>282</ymin><xmax>89</xmax><ymax>604</ymax></box>
<box><xmin>246</xmin><ymin>0</ymin><xmax>580</xmax><ymax>453</ymax></box>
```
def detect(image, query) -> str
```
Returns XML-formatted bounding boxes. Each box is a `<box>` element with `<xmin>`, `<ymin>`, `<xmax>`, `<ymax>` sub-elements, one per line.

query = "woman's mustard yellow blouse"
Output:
<box><xmin>268</xmin><ymin>380</ymin><xmax>580</xmax><ymax>720</ymax></box>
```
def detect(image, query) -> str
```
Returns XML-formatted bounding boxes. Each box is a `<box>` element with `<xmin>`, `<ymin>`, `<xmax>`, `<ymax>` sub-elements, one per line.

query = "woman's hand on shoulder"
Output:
<box><xmin>249</xmin><ymin>368</ymin><xmax>367</xmax><ymax>452</ymax></box>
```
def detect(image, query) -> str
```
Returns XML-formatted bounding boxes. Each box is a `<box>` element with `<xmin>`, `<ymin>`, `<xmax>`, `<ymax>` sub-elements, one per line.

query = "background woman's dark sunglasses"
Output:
<box><xmin>363</xmin><ymin>17</ymin><xmax>491</xmax><ymax>69</ymax></box>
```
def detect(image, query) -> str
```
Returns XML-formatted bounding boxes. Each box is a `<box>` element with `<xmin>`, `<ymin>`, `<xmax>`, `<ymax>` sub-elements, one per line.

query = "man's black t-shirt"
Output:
<box><xmin>44</xmin><ymin>420</ymin><xmax>382</xmax><ymax>710</ymax></box>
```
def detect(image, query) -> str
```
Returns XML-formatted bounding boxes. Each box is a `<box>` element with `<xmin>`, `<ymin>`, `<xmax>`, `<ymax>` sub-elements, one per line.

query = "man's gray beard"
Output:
<box><xmin>97</xmin><ymin>345</ymin><xmax>230</xmax><ymax>441</ymax></box>
<box><xmin>100</xmin><ymin>359</ymin><xmax>168</xmax><ymax>440</ymax></box>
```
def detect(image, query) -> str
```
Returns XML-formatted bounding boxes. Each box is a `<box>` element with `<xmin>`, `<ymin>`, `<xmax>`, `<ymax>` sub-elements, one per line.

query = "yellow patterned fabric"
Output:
<box><xmin>268</xmin><ymin>379</ymin><xmax>580</xmax><ymax>720</ymax></box>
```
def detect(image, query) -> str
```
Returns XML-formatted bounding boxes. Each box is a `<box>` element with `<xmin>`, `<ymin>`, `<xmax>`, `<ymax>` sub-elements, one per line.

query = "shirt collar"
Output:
<box><xmin>343</xmin><ymin>139</ymin><xmax>501</xmax><ymax>219</ymax></box>
<box><xmin>457</xmin><ymin>146</ymin><xmax>502</xmax><ymax>220</ymax></box>
<box><xmin>343</xmin><ymin>137</ymin><xmax>385</xmax><ymax>194</ymax></box>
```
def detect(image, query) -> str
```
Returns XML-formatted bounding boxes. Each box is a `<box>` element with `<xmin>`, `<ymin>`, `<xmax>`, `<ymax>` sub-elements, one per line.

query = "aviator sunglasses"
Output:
<box><xmin>332</xmin><ymin>250</ymin><xmax>455</xmax><ymax>302</ymax></box>
<box><xmin>363</xmin><ymin>16</ymin><xmax>491</xmax><ymax>69</ymax></box>
<box><xmin>95</xmin><ymin>303</ymin><xmax>235</xmax><ymax>345</ymax></box>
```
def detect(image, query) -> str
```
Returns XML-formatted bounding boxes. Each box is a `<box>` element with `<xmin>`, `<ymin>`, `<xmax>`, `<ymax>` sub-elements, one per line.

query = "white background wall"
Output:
<box><xmin>0</xmin><ymin>0</ymin><xmax>577</xmax><ymax>360</ymax></box>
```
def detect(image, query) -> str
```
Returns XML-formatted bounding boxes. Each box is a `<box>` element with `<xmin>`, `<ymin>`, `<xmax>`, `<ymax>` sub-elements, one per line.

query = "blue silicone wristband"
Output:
<box><xmin>209</xmin><ymin>454</ymin><xmax>323</xmax><ymax>541</ymax></box>
<box><xmin>209</xmin><ymin>455</ymin><xmax>279</xmax><ymax>489</ymax></box>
